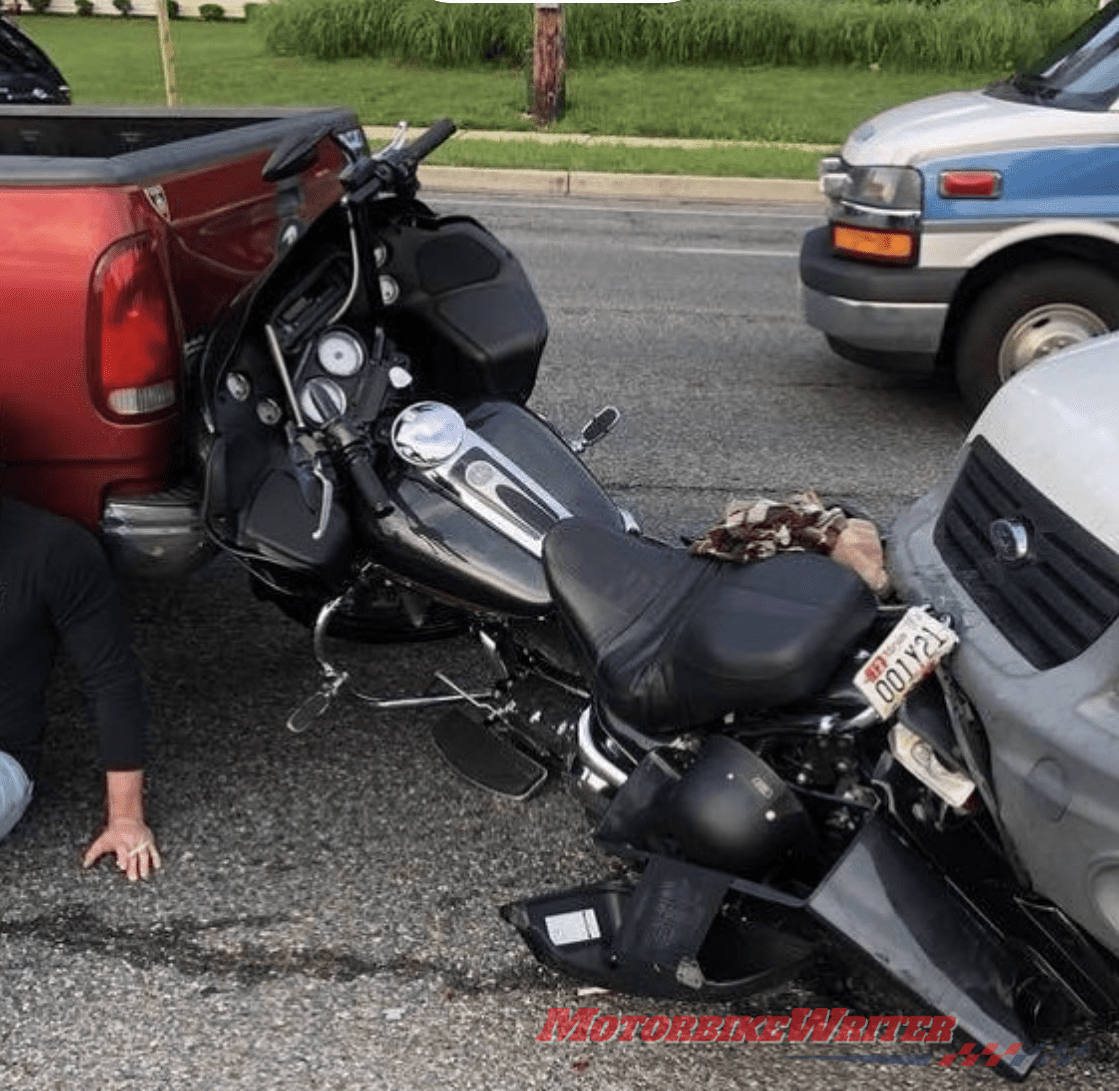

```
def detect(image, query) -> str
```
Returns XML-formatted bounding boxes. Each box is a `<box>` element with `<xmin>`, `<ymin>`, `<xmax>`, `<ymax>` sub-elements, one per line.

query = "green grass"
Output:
<box><xmin>554</xmin><ymin>65</ymin><xmax>1001</xmax><ymax>144</ymax></box>
<box><xmin>428</xmin><ymin>139</ymin><xmax>826</xmax><ymax>181</ymax></box>
<box><xmin>17</xmin><ymin>14</ymin><xmax>1007</xmax><ymax>176</ymax></box>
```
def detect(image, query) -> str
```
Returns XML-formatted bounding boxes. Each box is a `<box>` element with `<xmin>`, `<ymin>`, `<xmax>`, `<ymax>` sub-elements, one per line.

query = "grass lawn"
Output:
<box><xmin>18</xmin><ymin>14</ymin><xmax>1006</xmax><ymax>178</ymax></box>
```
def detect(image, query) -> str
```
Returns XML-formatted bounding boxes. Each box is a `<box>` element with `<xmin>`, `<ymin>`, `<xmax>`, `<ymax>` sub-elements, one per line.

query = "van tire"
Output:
<box><xmin>956</xmin><ymin>261</ymin><xmax>1119</xmax><ymax>415</ymax></box>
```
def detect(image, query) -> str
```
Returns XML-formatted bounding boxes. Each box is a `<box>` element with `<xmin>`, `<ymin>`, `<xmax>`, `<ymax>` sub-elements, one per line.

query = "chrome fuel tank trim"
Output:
<box><xmin>391</xmin><ymin>401</ymin><xmax>572</xmax><ymax>558</ymax></box>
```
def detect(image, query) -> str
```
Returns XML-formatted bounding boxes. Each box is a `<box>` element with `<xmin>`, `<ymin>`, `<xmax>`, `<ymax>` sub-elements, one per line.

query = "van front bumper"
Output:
<box><xmin>799</xmin><ymin>225</ymin><xmax>964</xmax><ymax>365</ymax></box>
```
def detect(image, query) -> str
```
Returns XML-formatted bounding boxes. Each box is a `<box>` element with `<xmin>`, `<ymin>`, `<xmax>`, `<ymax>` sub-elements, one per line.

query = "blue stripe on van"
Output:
<box><xmin>922</xmin><ymin>145</ymin><xmax>1119</xmax><ymax>221</ymax></box>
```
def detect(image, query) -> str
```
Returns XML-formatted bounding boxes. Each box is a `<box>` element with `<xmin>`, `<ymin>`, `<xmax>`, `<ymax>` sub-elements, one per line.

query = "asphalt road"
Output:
<box><xmin>3</xmin><ymin>193</ymin><xmax>1113</xmax><ymax>1090</ymax></box>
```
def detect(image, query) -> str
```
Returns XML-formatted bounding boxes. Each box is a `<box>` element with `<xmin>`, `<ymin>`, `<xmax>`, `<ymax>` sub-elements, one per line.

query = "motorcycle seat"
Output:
<box><xmin>542</xmin><ymin>518</ymin><xmax>878</xmax><ymax>735</ymax></box>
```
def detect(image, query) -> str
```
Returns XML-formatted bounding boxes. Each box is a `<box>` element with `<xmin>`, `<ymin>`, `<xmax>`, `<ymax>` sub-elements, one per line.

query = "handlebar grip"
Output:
<box><xmin>402</xmin><ymin>118</ymin><xmax>457</xmax><ymax>164</ymax></box>
<box><xmin>346</xmin><ymin>448</ymin><xmax>395</xmax><ymax>519</ymax></box>
<box><xmin>322</xmin><ymin>418</ymin><xmax>394</xmax><ymax>517</ymax></box>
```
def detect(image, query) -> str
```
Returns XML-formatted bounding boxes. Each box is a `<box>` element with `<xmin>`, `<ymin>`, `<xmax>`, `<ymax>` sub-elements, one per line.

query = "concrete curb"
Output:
<box><xmin>417</xmin><ymin>165</ymin><xmax>822</xmax><ymax>205</ymax></box>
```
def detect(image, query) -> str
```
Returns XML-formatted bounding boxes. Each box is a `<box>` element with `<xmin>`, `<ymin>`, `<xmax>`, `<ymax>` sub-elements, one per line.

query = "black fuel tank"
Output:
<box><xmin>370</xmin><ymin>400</ymin><xmax>625</xmax><ymax>617</ymax></box>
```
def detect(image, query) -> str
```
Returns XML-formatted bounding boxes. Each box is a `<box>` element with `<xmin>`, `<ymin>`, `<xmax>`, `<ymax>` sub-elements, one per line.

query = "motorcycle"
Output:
<box><xmin>195</xmin><ymin>121</ymin><xmax>1119</xmax><ymax>1076</ymax></box>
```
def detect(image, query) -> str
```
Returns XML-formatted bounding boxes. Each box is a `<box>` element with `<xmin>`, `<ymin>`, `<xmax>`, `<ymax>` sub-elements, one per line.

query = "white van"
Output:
<box><xmin>800</xmin><ymin>1</ymin><xmax>1119</xmax><ymax>412</ymax></box>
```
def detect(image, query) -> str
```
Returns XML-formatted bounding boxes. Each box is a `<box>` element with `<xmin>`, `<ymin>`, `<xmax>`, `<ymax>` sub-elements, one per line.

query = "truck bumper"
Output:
<box><xmin>101</xmin><ymin>485</ymin><xmax>215</xmax><ymax>580</ymax></box>
<box><xmin>799</xmin><ymin>225</ymin><xmax>964</xmax><ymax>366</ymax></box>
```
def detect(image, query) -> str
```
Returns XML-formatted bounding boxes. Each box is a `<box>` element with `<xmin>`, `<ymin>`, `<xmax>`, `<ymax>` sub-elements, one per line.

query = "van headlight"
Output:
<box><xmin>820</xmin><ymin>159</ymin><xmax>922</xmax><ymax>212</ymax></box>
<box><xmin>845</xmin><ymin>165</ymin><xmax>923</xmax><ymax>211</ymax></box>
<box><xmin>822</xmin><ymin>161</ymin><xmax>923</xmax><ymax>265</ymax></box>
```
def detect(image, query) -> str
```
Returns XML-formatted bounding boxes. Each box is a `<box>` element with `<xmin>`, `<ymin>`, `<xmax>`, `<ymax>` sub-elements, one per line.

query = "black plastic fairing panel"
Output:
<box><xmin>808</xmin><ymin>816</ymin><xmax>1039</xmax><ymax>1075</ymax></box>
<box><xmin>505</xmin><ymin>815</ymin><xmax>1039</xmax><ymax>1071</ymax></box>
<box><xmin>501</xmin><ymin>855</ymin><xmax>818</xmax><ymax>1001</ymax></box>
<box><xmin>543</xmin><ymin>518</ymin><xmax>878</xmax><ymax>733</ymax></box>
<box><xmin>374</xmin><ymin>216</ymin><xmax>547</xmax><ymax>404</ymax></box>
<box><xmin>238</xmin><ymin>465</ymin><xmax>352</xmax><ymax>575</ymax></box>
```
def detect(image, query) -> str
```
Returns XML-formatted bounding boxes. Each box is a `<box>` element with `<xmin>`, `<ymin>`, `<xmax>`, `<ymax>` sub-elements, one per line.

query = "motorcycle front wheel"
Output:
<box><xmin>250</xmin><ymin>575</ymin><xmax>467</xmax><ymax>644</ymax></box>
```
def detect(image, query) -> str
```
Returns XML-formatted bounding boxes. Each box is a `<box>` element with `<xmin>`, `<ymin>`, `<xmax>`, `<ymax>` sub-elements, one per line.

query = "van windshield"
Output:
<box><xmin>992</xmin><ymin>2</ymin><xmax>1119</xmax><ymax>111</ymax></box>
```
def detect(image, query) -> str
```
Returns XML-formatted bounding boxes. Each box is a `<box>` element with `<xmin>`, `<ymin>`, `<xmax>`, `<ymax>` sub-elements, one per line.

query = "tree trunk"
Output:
<box><xmin>531</xmin><ymin>3</ymin><xmax>565</xmax><ymax>126</ymax></box>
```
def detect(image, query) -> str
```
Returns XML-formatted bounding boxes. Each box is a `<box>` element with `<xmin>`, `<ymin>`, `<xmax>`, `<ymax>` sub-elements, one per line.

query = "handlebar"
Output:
<box><xmin>323</xmin><ymin>418</ymin><xmax>394</xmax><ymax>518</ymax></box>
<box><xmin>398</xmin><ymin>118</ymin><xmax>457</xmax><ymax>166</ymax></box>
<box><xmin>340</xmin><ymin>119</ymin><xmax>458</xmax><ymax>201</ymax></box>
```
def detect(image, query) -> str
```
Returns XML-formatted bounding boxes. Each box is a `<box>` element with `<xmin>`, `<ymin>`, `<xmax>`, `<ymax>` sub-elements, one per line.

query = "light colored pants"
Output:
<box><xmin>0</xmin><ymin>751</ymin><xmax>32</xmax><ymax>841</ymax></box>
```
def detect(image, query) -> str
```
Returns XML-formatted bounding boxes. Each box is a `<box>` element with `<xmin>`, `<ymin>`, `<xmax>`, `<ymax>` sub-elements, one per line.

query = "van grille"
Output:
<box><xmin>933</xmin><ymin>437</ymin><xmax>1119</xmax><ymax>669</ymax></box>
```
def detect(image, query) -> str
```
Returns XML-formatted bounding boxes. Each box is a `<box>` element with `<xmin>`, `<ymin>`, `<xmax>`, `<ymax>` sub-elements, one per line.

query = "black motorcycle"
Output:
<box><xmin>196</xmin><ymin>122</ymin><xmax>1119</xmax><ymax>1076</ymax></box>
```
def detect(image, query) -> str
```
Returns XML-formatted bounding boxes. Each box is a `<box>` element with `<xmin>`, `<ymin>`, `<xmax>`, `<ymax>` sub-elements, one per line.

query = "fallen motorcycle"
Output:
<box><xmin>196</xmin><ymin>121</ymin><xmax>1119</xmax><ymax>1076</ymax></box>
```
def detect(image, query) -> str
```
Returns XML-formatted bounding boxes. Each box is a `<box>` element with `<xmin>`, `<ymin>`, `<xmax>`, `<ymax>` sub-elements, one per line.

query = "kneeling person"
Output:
<box><xmin>0</xmin><ymin>498</ymin><xmax>160</xmax><ymax>880</ymax></box>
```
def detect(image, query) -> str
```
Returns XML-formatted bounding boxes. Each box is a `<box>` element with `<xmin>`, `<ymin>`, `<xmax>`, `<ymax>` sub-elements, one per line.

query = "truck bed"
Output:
<box><xmin>0</xmin><ymin>105</ymin><xmax>358</xmax><ymax>184</ymax></box>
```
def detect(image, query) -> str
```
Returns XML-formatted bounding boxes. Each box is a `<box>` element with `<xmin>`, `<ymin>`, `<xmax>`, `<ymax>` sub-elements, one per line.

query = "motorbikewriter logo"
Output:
<box><xmin>536</xmin><ymin>1006</ymin><xmax>1092</xmax><ymax>1070</ymax></box>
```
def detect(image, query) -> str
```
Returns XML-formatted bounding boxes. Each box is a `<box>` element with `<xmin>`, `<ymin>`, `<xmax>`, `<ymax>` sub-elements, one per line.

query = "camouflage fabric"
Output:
<box><xmin>689</xmin><ymin>491</ymin><xmax>890</xmax><ymax>596</ymax></box>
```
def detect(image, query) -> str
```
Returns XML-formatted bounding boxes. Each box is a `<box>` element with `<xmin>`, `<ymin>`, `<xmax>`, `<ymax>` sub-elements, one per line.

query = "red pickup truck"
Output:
<box><xmin>0</xmin><ymin>102</ymin><xmax>366</xmax><ymax>576</ymax></box>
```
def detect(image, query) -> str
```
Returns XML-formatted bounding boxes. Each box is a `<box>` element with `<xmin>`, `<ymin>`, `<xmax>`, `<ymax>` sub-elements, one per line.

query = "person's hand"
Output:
<box><xmin>83</xmin><ymin>816</ymin><xmax>162</xmax><ymax>881</ymax></box>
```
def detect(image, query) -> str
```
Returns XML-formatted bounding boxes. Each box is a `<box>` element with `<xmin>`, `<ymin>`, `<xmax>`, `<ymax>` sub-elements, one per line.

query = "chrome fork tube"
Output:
<box><xmin>575</xmin><ymin>707</ymin><xmax>627</xmax><ymax>789</ymax></box>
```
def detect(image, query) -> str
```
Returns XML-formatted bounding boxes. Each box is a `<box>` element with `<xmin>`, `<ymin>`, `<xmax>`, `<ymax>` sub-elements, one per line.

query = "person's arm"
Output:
<box><xmin>45</xmin><ymin>522</ymin><xmax>160</xmax><ymax>878</ymax></box>
<box><xmin>82</xmin><ymin>769</ymin><xmax>161</xmax><ymax>881</ymax></box>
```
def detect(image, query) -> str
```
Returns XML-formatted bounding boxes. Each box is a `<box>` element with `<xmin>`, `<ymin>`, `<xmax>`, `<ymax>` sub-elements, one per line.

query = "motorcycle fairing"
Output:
<box><xmin>369</xmin><ymin>214</ymin><xmax>547</xmax><ymax>406</ymax></box>
<box><xmin>542</xmin><ymin>518</ymin><xmax>878</xmax><ymax>734</ymax></box>
<box><xmin>501</xmin><ymin>855</ymin><xmax>819</xmax><ymax>1002</ymax></box>
<box><xmin>204</xmin><ymin>431</ymin><xmax>354</xmax><ymax>577</ymax></box>
<box><xmin>238</xmin><ymin>461</ymin><xmax>353</xmax><ymax>573</ymax></box>
<box><xmin>506</xmin><ymin>811</ymin><xmax>1039</xmax><ymax>1074</ymax></box>
<box><xmin>504</xmin><ymin>748</ymin><xmax>822</xmax><ymax>999</ymax></box>
<box><xmin>203</xmin><ymin>328</ymin><xmax>356</xmax><ymax>575</ymax></box>
<box><xmin>807</xmin><ymin>815</ymin><xmax>1039</xmax><ymax>1074</ymax></box>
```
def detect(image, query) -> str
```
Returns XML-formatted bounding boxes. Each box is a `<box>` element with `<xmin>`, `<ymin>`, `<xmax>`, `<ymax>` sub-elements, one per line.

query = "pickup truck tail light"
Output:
<box><xmin>88</xmin><ymin>237</ymin><xmax>179</xmax><ymax>422</ymax></box>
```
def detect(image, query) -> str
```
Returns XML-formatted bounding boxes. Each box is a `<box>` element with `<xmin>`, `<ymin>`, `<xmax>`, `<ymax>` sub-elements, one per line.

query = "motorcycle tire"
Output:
<box><xmin>955</xmin><ymin>260</ymin><xmax>1119</xmax><ymax>415</ymax></box>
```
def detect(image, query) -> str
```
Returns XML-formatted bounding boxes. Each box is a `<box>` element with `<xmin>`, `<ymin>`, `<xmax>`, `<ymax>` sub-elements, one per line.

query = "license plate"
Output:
<box><xmin>855</xmin><ymin>607</ymin><xmax>958</xmax><ymax>720</ymax></box>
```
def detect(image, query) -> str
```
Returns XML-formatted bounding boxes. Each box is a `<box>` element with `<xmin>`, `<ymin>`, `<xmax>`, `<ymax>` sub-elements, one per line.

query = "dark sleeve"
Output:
<box><xmin>44</xmin><ymin>523</ymin><xmax>150</xmax><ymax>771</ymax></box>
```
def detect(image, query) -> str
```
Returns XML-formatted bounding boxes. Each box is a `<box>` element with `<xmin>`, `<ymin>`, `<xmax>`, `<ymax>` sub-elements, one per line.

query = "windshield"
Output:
<box><xmin>992</xmin><ymin>1</ymin><xmax>1119</xmax><ymax>111</ymax></box>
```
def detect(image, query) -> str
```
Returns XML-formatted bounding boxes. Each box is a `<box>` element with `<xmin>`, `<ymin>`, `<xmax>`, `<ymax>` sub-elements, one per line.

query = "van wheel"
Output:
<box><xmin>956</xmin><ymin>261</ymin><xmax>1119</xmax><ymax>415</ymax></box>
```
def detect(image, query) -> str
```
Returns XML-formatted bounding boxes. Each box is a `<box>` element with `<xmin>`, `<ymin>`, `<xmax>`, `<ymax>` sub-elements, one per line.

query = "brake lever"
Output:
<box><xmin>341</xmin><ymin>123</ymin><xmax>412</xmax><ymax>202</ymax></box>
<box><xmin>287</xmin><ymin>425</ymin><xmax>337</xmax><ymax>542</ymax></box>
<box><xmin>374</xmin><ymin>120</ymin><xmax>409</xmax><ymax>158</ymax></box>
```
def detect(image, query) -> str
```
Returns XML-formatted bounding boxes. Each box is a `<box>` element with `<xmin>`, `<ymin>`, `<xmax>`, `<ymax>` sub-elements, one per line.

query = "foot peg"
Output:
<box><xmin>287</xmin><ymin>671</ymin><xmax>348</xmax><ymax>733</ymax></box>
<box><xmin>570</xmin><ymin>406</ymin><xmax>620</xmax><ymax>454</ymax></box>
<box><xmin>432</xmin><ymin>708</ymin><xmax>547</xmax><ymax>800</ymax></box>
